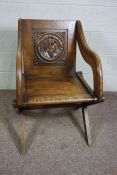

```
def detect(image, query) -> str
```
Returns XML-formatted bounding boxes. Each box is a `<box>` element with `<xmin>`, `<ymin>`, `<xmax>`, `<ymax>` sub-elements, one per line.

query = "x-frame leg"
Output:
<box><xmin>82</xmin><ymin>106</ymin><xmax>92</xmax><ymax>146</ymax></box>
<box><xmin>19</xmin><ymin>110</ymin><xmax>25</xmax><ymax>154</ymax></box>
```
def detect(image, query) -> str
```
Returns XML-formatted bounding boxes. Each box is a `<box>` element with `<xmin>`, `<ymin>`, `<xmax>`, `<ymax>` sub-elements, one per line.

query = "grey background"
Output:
<box><xmin>0</xmin><ymin>0</ymin><xmax>117</xmax><ymax>91</ymax></box>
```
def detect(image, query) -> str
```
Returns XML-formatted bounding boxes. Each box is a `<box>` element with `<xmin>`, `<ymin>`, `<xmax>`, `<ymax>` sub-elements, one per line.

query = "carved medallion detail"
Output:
<box><xmin>32</xmin><ymin>30</ymin><xmax>67</xmax><ymax>65</ymax></box>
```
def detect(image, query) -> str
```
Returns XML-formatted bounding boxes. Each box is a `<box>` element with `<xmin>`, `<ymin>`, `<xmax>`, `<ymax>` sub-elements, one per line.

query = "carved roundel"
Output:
<box><xmin>34</xmin><ymin>32</ymin><xmax>65</xmax><ymax>63</ymax></box>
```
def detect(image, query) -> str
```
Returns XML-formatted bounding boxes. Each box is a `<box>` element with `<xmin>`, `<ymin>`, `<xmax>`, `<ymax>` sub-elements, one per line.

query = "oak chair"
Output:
<box><xmin>13</xmin><ymin>19</ymin><xmax>104</xmax><ymax>153</ymax></box>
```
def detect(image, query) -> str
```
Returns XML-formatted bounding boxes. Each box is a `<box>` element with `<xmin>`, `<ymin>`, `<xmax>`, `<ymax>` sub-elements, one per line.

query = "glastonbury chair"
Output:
<box><xmin>13</xmin><ymin>19</ymin><xmax>104</xmax><ymax>153</ymax></box>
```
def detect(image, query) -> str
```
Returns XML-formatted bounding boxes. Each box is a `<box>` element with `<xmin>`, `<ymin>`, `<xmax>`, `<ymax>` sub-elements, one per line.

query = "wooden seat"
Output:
<box><xmin>13</xmin><ymin>19</ymin><xmax>104</xmax><ymax>153</ymax></box>
<box><xmin>25</xmin><ymin>75</ymin><xmax>96</xmax><ymax>106</ymax></box>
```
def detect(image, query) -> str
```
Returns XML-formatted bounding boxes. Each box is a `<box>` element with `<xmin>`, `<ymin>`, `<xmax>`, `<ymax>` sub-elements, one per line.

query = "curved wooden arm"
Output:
<box><xmin>76</xmin><ymin>20</ymin><xmax>103</xmax><ymax>100</ymax></box>
<box><xmin>16</xmin><ymin>19</ymin><xmax>23</xmax><ymax>106</ymax></box>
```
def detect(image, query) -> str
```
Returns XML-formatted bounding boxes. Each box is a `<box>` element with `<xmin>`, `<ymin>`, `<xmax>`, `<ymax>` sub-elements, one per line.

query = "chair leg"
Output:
<box><xmin>19</xmin><ymin>114</ymin><xmax>25</xmax><ymax>154</ymax></box>
<box><xmin>82</xmin><ymin>106</ymin><xmax>92</xmax><ymax>146</ymax></box>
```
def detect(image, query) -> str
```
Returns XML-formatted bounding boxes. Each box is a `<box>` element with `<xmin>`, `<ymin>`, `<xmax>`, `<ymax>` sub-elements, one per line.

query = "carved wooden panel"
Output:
<box><xmin>32</xmin><ymin>29</ymin><xmax>67</xmax><ymax>66</ymax></box>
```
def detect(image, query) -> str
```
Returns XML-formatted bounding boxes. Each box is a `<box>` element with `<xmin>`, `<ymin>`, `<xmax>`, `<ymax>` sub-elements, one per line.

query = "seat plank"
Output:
<box><xmin>25</xmin><ymin>76</ymin><xmax>96</xmax><ymax>105</ymax></box>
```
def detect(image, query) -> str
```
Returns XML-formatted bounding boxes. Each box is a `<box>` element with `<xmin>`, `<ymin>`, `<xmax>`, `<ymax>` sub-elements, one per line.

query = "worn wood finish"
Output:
<box><xmin>25</xmin><ymin>75</ymin><xmax>96</xmax><ymax>106</ymax></box>
<box><xmin>76</xmin><ymin>21</ymin><xmax>103</xmax><ymax>101</ymax></box>
<box><xmin>22</xmin><ymin>20</ymin><xmax>76</xmax><ymax>77</ymax></box>
<box><xmin>16</xmin><ymin>19</ymin><xmax>23</xmax><ymax>106</ymax></box>
<box><xmin>14</xmin><ymin>19</ymin><xmax>104</xmax><ymax>148</ymax></box>
<box><xmin>19</xmin><ymin>115</ymin><xmax>25</xmax><ymax>154</ymax></box>
<box><xmin>15</xmin><ymin>19</ymin><xmax>104</xmax><ymax>108</ymax></box>
<box><xmin>82</xmin><ymin>106</ymin><xmax>92</xmax><ymax>146</ymax></box>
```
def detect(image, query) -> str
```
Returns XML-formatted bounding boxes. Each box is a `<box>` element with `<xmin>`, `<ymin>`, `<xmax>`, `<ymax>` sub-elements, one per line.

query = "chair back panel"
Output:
<box><xmin>21</xmin><ymin>19</ymin><xmax>76</xmax><ymax>77</ymax></box>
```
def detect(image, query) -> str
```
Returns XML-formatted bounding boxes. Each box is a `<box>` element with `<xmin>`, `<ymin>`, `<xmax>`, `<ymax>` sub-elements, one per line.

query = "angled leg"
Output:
<box><xmin>82</xmin><ymin>106</ymin><xmax>92</xmax><ymax>146</ymax></box>
<box><xmin>19</xmin><ymin>112</ymin><xmax>25</xmax><ymax>154</ymax></box>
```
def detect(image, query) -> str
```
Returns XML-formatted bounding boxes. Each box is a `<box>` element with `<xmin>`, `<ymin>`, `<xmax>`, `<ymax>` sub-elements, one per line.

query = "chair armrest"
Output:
<box><xmin>76</xmin><ymin>20</ymin><xmax>103</xmax><ymax>100</ymax></box>
<box><xmin>16</xmin><ymin>19</ymin><xmax>23</xmax><ymax>106</ymax></box>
